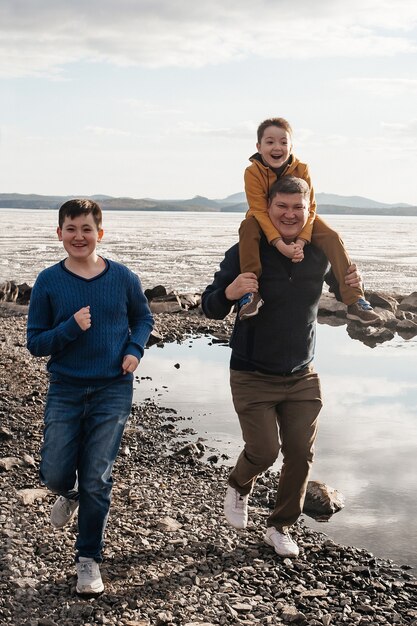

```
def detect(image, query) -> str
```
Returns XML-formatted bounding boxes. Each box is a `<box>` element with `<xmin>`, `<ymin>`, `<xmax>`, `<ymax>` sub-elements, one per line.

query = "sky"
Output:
<box><xmin>1</xmin><ymin>0</ymin><xmax>417</xmax><ymax>204</ymax></box>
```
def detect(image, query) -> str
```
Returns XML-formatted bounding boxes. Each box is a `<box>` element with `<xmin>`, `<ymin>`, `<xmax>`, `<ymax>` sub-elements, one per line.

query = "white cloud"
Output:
<box><xmin>381</xmin><ymin>119</ymin><xmax>417</xmax><ymax>138</ymax></box>
<box><xmin>294</xmin><ymin>122</ymin><xmax>417</xmax><ymax>156</ymax></box>
<box><xmin>174</xmin><ymin>120</ymin><xmax>255</xmax><ymax>139</ymax></box>
<box><xmin>342</xmin><ymin>77</ymin><xmax>417</xmax><ymax>97</ymax></box>
<box><xmin>84</xmin><ymin>125</ymin><xmax>131</xmax><ymax>137</ymax></box>
<box><xmin>122</xmin><ymin>99</ymin><xmax>182</xmax><ymax>116</ymax></box>
<box><xmin>1</xmin><ymin>0</ymin><xmax>416</xmax><ymax>77</ymax></box>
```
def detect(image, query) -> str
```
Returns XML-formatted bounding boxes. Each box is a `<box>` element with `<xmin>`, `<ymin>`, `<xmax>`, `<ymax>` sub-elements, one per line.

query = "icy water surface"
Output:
<box><xmin>1</xmin><ymin>209</ymin><xmax>417</xmax><ymax>293</ymax></box>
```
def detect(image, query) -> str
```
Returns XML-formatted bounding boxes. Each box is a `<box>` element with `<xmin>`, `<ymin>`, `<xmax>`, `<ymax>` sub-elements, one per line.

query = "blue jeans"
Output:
<box><xmin>40</xmin><ymin>377</ymin><xmax>133</xmax><ymax>562</ymax></box>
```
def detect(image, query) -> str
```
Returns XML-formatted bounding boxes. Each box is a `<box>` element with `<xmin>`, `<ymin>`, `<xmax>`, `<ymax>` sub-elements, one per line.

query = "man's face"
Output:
<box><xmin>268</xmin><ymin>192</ymin><xmax>309</xmax><ymax>242</ymax></box>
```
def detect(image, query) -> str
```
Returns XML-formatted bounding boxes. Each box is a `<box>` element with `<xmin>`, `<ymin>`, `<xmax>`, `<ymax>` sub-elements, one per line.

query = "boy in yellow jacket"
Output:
<box><xmin>238</xmin><ymin>117</ymin><xmax>380</xmax><ymax>325</ymax></box>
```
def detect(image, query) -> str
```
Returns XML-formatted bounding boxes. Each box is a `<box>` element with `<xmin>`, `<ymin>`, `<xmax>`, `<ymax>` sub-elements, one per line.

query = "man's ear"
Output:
<box><xmin>97</xmin><ymin>228</ymin><xmax>104</xmax><ymax>242</ymax></box>
<box><xmin>57</xmin><ymin>226</ymin><xmax>62</xmax><ymax>241</ymax></box>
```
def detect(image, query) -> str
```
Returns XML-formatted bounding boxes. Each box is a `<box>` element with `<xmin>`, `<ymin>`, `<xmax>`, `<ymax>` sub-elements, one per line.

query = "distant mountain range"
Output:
<box><xmin>0</xmin><ymin>192</ymin><xmax>416</xmax><ymax>215</ymax></box>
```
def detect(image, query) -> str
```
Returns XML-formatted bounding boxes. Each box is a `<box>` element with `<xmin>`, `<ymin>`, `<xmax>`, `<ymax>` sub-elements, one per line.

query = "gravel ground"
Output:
<box><xmin>1</xmin><ymin>307</ymin><xmax>416</xmax><ymax>626</ymax></box>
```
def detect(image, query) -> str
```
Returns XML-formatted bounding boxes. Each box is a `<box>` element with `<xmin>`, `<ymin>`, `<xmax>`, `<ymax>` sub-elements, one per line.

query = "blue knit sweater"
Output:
<box><xmin>27</xmin><ymin>258</ymin><xmax>154</xmax><ymax>384</ymax></box>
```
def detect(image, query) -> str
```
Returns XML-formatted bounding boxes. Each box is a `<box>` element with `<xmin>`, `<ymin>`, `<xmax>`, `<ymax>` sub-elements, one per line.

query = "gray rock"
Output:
<box><xmin>367</xmin><ymin>291</ymin><xmax>398</xmax><ymax>312</ymax></box>
<box><xmin>144</xmin><ymin>284</ymin><xmax>167</xmax><ymax>301</ymax></box>
<box><xmin>303</xmin><ymin>480</ymin><xmax>345</xmax><ymax>517</ymax></box>
<box><xmin>318</xmin><ymin>292</ymin><xmax>347</xmax><ymax>317</ymax></box>
<box><xmin>156</xmin><ymin>516</ymin><xmax>182</xmax><ymax>532</ymax></box>
<box><xmin>399</xmin><ymin>291</ymin><xmax>417</xmax><ymax>312</ymax></box>
<box><xmin>17</xmin><ymin>488</ymin><xmax>49</xmax><ymax>505</ymax></box>
<box><xmin>0</xmin><ymin>456</ymin><xmax>22</xmax><ymax>471</ymax></box>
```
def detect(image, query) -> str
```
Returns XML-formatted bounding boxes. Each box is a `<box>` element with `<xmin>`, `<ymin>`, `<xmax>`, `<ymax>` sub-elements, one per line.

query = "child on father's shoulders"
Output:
<box><xmin>238</xmin><ymin>117</ymin><xmax>380</xmax><ymax>325</ymax></box>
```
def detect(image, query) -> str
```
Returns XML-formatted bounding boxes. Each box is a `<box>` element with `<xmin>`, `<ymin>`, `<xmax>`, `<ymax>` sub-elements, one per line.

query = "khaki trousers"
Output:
<box><xmin>239</xmin><ymin>215</ymin><xmax>362</xmax><ymax>305</ymax></box>
<box><xmin>229</xmin><ymin>367</ymin><xmax>322</xmax><ymax>532</ymax></box>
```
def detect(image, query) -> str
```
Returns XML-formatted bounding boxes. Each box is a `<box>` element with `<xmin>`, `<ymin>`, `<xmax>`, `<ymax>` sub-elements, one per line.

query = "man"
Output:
<box><xmin>202</xmin><ymin>176</ymin><xmax>361</xmax><ymax>558</ymax></box>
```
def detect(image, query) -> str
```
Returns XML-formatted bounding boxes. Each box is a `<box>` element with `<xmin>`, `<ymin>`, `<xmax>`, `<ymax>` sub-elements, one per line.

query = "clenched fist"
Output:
<box><xmin>74</xmin><ymin>306</ymin><xmax>91</xmax><ymax>331</ymax></box>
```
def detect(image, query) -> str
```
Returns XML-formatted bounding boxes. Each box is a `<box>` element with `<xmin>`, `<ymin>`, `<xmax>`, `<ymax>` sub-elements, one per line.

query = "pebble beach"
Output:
<box><xmin>1</xmin><ymin>305</ymin><xmax>417</xmax><ymax>626</ymax></box>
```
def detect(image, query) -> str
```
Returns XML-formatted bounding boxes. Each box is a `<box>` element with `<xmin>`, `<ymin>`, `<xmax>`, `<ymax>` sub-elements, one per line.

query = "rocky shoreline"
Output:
<box><xmin>1</xmin><ymin>303</ymin><xmax>417</xmax><ymax>626</ymax></box>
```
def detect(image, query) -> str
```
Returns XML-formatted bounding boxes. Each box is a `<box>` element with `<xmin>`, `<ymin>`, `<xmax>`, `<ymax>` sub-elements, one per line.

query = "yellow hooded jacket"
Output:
<box><xmin>244</xmin><ymin>153</ymin><xmax>316</xmax><ymax>244</ymax></box>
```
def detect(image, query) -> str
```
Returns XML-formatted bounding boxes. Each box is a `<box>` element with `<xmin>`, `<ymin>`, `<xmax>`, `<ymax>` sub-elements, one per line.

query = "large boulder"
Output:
<box><xmin>398</xmin><ymin>292</ymin><xmax>417</xmax><ymax>313</ymax></box>
<box><xmin>0</xmin><ymin>280</ymin><xmax>19</xmax><ymax>302</ymax></box>
<box><xmin>396</xmin><ymin>318</ymin><xmax>417</xmax><ymax>340</ymax></box>
<box><xmin>376</xmin><ymin>308</ymin><xmax>398</xmax><ymax>328</ymax></box>
<box><xmin>367</xmin><ymin>291</ymin><xmax>398</xmax><ymax>313</ymax></box>
<box><xmin>318</xmin><ymin>292</ymin><xmax>346</xmax><ymax>318</ymax></box>
<box><xmin>303</xmin><ymin>480</ymin><xmax>345</xmax><ymax>519</ymax></box>
<box><xmin>347</xmin><ymin>324</ymin><xmax>395</xmax><ymax>347</ymax></box>
<box><xmin>144</xmin><ymin>285</ymin><xmax>167</xmax><ymax>301</ymax></box>
<box><xmin>149</xmin><ymin>293</ymin><xmax>182</xmax><ymax>314</ymax></box>
<box><xmin>16</xmin><ymin>282</ymin><xmax>32</xmax><ymax>305</ymax></box>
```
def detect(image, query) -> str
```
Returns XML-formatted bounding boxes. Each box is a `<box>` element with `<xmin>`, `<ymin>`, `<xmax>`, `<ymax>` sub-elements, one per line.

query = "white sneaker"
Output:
<box><xmin>50</xmin><ymin>496</ymin><xmax>79</xmax><ymax>529</ymax></box>
<box><xmin>264</xmin><ymin>526</ymin><xmax>299</xmax><ymax>558</ymax></box>
<box><xmin>76</xmin><ymin>557</ymin><xmax>104</xmax><ymax>595</ymax></box>
<box><xmin>224</xmin><ymin>485</ymin><xmax>249</xmax><ymax>529</ymax></box>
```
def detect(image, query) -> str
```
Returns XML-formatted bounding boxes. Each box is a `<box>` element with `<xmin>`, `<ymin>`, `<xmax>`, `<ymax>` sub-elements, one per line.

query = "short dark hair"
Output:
<box><xmin>269</xmin><ymin>176</ymin><xmax>310</xmax><ymax>203</ymax></box>
<box><xmin>257</xmin><ymin>117</ymin><xmax>293</xmax><ymax>143</ymax></box>
<box><xmin>58</xmin><ymin>198</ymin><xmax>102</xmax><ymax>229</ymax></box>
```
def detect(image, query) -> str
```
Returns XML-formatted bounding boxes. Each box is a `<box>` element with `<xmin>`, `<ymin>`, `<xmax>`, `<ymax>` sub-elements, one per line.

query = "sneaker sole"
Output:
<box><xmin>264</xmin><ymin>533</ymin><xmax>299</xmax><ymax>558</ymax></box>
<box><xmin>239</xmin><ymin>300</ymin><xmax>264</xmax><ymax>321</ymax></box>
<box><xmin>346</xmin><ymin>313</ymin><xmax>380</xmax><ymax>325</ymax></box>
<box><xmin>76</xmin><ymin>585</ymin><xmax>104</xmax><ymax>596</ymax></box>
<box><xmin>224</xmin><ymin>514</ymin><xmax>247</xmax><ymax>530</ymax></box>
<box><xmin>51</xmin><ymin>505</ymin><xmax>79</xmax><ymax>529</ymax></box>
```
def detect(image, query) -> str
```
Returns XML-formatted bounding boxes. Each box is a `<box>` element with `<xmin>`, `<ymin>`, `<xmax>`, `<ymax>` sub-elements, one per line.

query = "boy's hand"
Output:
<box><xmin>122</xmin><ymin>354</ymin><xmax>139</xmax><ymax>374</ymax></box>
<box><xmin>276</xmin><ymin>239</ymin><xmax>304</xmax><ymax>262</ymax></box>
<box><xmin>225</xmin><ymin>272</ymin><xmax>259</xmax><ymax>301</ymax></box>
<box><xmin>74</xmin><ymin>306</ymin><xmax>91</xmax><ymax>330</ymax></box>
<box><xmin>291</xmin><ymin>244</ymin><xmax>304</xmax><ymax>263</ymax></box>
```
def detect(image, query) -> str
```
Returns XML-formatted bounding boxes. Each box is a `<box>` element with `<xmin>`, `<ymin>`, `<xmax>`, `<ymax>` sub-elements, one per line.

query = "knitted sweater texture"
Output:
<box><xmin>27</xmin><ymin>259</ymin><xmax>154</xmax><ymax>384</ymax></box>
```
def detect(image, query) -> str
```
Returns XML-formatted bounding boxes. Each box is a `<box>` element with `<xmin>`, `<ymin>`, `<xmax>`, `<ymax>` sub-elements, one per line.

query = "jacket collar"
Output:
<box><xmin>249</xmin><ymin>152</ymin><xmax>295</xmax><ymax>176</ymax></box>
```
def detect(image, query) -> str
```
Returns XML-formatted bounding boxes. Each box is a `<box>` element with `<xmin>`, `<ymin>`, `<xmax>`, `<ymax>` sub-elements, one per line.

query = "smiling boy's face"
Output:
<box><xmin>57</xmin><ymin>213</ymin><xmax>103</xmax><ymax>261</ymax></box>
<box><xmin>257</xmin><ymin>125</ymin><xmax>292</xmax><ymax>169</ymax></box>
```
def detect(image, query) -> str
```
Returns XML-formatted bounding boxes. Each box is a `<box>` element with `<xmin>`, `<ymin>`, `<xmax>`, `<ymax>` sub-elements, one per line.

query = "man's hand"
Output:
<box><xmin>225</xmin><ymin>272</ymin><xmax>259</xmax><ymax>301</ymax></box>
<box><xmin>122</xmin><ymin>354</ymin><xmax>139</xmax><ymax>375</ymax></box>
<box><xmin>74</xmin><ymin>306</ymin><xmax>91</xmax><ymax>330</ymax></box>
<box><xmin>345</xmin><ymin>263</ymin><xmax>362</xmax><ymax>289</ymax></box>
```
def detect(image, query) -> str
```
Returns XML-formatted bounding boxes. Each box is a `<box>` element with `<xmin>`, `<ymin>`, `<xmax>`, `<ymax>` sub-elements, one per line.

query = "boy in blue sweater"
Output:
<box><xmin>27</xmin><ymin>199</ymin><xmax>154</xmax><ymax>596</ymax></box>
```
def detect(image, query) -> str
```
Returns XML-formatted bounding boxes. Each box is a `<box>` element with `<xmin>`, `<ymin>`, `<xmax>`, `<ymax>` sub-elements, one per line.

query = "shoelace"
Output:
<box><xmin>78</xmin><ymin>561</ymin><xmax>96</xmax><ymax>582</ymax></box>
<box><xmin>235</xmin><ymin>493</ymin><xmax>246</xmax><ymax>509</ymax></box>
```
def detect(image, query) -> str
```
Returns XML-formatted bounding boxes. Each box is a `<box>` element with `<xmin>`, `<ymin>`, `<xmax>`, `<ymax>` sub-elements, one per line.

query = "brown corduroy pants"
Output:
<box><xmin>228</xmin><ymin>367</ymin><xmax>323</xmax><ymax>532</ymax></box>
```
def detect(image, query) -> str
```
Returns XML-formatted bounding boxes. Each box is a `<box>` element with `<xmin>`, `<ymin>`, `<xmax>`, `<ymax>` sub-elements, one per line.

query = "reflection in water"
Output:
<box><xmin>134</xmin><ymin>324</ymin><xmax>417</xmax><ymax>571</ymax></box>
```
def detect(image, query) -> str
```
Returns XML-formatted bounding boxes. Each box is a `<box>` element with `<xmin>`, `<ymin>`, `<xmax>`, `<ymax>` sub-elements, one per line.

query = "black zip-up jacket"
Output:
<box><xmin>202</xmin><ymin>236</ymin><xmax>340</xmax><ymax>375</ymax></box>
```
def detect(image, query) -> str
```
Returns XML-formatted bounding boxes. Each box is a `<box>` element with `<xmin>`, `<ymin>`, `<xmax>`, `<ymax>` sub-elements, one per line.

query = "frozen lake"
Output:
<box><xmin>1</xmin><ymin>209</ymin><xmax>417</xmax><ymax>294</ymax></box>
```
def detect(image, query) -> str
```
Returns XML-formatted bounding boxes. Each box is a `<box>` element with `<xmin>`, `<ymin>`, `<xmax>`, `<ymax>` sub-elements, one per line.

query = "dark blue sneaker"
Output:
<box><xmin>238</xmin><ymin>292</ymin><xmax>264</xmax><ymax>320</ymax></box>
